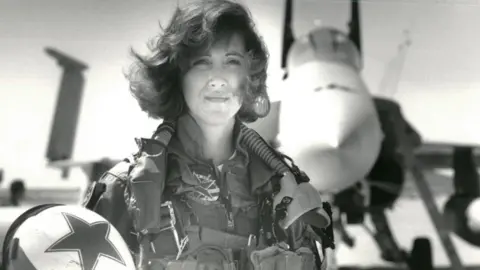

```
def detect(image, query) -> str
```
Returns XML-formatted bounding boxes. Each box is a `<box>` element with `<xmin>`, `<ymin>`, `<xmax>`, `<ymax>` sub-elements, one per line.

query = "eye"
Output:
<box><xmin>192</xmin><ymin>58</ymin><xmax>211</xmax><ymax>67</ymax></box>
<box><xmin>226</xmin><ymin>57</ymin><xmax>242</xmax><ymax>66</ymax></box>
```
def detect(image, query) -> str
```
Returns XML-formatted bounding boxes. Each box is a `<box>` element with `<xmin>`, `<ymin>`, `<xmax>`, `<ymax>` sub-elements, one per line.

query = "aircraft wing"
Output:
<box><xmin>415</xmin><ymin>142</ymin><xmax>480</xmax><ymax>169</ymax></box>
<box><xmin>47</xmin><ymin>158</ymin><xmax>121</xmax><ymax>182</ymax></box>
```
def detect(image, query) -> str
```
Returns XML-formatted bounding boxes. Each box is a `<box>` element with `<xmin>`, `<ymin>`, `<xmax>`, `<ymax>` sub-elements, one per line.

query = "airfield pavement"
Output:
<box><xmin>0</xmin><ymin>169</ymin><xmax>479</xmax><ymax>269</ymax></box>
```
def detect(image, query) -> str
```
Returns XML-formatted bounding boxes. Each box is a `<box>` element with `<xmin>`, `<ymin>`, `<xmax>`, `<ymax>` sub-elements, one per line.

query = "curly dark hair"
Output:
<box><xmin>126</xmin><ymin>0</ymin><xmax>269</xmax><ymax>123</ymax></box>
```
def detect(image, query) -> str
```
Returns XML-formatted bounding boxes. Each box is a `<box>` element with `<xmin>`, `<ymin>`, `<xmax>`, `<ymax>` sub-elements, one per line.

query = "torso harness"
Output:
<box><xmin>85</xmin><ymin>119</ymin><xmax>334</xmax><ymax>268</ymax></box>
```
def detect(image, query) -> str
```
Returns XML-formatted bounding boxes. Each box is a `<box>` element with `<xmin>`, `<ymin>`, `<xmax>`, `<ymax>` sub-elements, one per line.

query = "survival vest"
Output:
<box><xmin>83</xmin><ymin>119</ymin><xmax>334</xmax><ymax>269</ymax></box>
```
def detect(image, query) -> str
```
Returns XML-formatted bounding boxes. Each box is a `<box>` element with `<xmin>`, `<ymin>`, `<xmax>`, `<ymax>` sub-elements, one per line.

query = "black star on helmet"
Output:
<box><xmin>45</xmin><ymin>212</ymin><xmax>125</xmax><ymax>270</ymax></box>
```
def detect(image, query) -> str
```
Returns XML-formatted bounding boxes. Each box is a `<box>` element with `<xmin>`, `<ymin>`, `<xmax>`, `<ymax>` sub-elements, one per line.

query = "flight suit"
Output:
<box><xmin>85</xmin><ymin>113</ymin><xmax>328</xmax><ymax>269</ymax></box>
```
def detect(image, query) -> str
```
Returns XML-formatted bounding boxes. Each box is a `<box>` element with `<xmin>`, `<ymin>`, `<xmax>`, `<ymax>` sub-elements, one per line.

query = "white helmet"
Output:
<box><xmin>1</xmin><ymin>204</ymin><xmax>136</xmax><ymax>270</ymax></box>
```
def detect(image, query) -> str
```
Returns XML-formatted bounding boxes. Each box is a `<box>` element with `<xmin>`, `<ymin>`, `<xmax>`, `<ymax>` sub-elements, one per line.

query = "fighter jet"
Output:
<box><xmin>247</xmin><ymin>1</ymin><xmax>479</xmax><ymax>269</ymax></box>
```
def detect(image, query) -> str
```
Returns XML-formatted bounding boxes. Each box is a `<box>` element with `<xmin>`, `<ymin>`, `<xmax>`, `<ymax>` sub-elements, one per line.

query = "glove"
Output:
<box><xmin>250</xmin><ymin>243</ymin><xmax>316</xmax><ymax>270</ymax></box>
<box><xmin>194</xmin><ymin>245</ymin><xmax>237</xmax><ymax>270</ymax></box>
<box><xmin>196</xmin><ymin>248</ymin><xmax>225</xmax><ymax>270</ymax></box>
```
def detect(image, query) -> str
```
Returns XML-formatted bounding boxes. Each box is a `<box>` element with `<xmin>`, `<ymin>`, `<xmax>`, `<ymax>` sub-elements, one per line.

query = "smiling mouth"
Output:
<box><xmin>205</xmin><ymin>96</ymin><xmax>230</xmax><ymax>102</ymax></box>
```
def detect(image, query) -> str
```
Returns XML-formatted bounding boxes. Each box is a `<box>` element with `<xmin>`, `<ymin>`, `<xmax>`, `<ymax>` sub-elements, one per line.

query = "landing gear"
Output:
<box><xmin>407</xmin><ymin>237</ymin><xmax>433</xmax><ymax>270</ymax></box>
<box><xmin>370</xmin><ymin>209</ymin><xmax>408</xmax><ymax>264</ymax></box>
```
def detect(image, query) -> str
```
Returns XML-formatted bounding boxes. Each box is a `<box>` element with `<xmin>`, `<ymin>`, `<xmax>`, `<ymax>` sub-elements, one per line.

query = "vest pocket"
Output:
<box><xmin>148</xmin><ymin>201</ymin><xmax>189</xmax><ymax>257</ymax></box>
<box><xmin>232</xmin><ymin>207</ymin><xmax>258</xmax><ymax>237</ymax></box>
<box><xmin>188</xmin><ymin>199</ymin><xmax>229</xmax><ymax>231</ymax></box>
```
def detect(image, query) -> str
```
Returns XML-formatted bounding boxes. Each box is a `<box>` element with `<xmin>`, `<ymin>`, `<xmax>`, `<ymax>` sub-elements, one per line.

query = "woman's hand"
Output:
<box><xmin>195</xmin><ymin>248</ymin><xmax>226</xmax><ymax>270</ymax></box>
<box><xmin>196</xmin><ymin>261</ymin><xmax>224</xmax><ymax>270</ymax></box>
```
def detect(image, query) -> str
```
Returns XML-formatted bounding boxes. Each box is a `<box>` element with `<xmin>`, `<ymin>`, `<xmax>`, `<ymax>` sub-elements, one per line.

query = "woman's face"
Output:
<box><xmin>182</xmin><ymin>32</ymin><xmax>248</xmax><ymax>126</ymax></box>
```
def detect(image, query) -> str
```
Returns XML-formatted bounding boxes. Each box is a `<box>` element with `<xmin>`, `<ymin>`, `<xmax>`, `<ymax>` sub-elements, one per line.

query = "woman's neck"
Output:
<box><xmin>193</xmin><ymin>116</ymin><xmax>236</xmax><ymax>165</ymax></box>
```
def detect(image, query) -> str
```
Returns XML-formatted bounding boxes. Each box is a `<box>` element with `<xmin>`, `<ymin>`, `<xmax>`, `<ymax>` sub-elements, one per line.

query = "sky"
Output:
<box><xmin>1</xmin><ymin>0</ymin><xmax>480</xmax><ymax>186</ymax></box>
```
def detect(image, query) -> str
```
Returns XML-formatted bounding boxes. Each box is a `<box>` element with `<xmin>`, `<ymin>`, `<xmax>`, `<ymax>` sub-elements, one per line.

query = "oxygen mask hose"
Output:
<box><xmin>239</xmin><ymin>124</ymin><xmax>290</xmax><ymax>175</ymax></box>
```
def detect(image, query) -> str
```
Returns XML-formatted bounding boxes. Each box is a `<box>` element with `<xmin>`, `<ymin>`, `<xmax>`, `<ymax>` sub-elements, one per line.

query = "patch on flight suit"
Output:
<box><xmin>188</xmin><ymin>164</ymin><xmax>220</xmax><ymax>202</ymax></box>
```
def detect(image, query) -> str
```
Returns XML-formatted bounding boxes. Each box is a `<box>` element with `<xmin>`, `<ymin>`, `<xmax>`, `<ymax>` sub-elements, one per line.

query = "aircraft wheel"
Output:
<box><xmin>408</xmin><ymin>237</ymin><xmax>433</xmax><ymax>270</ymax></box>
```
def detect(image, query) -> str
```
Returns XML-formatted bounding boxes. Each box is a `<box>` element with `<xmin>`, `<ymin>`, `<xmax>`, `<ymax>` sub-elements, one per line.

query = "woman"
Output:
<box><xmin>84</xmin><ymin>1</ymin><xmax>332</xmax><ymax>269</ymax></box>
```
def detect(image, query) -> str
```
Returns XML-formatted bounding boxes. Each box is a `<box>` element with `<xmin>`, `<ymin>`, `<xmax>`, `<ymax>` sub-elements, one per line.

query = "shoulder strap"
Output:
<box><xmin>127</xmin><ymin>120</ymin><xmax>177</xmax><ymax>234</ymax></box>
<box><xmin>83</xmin><ymin>120</ymin><xmax>177</xmax><ymax>216</ymax></box>
<box><xmin>151</xmin><ymin>119</ymin><xmax>176</xmax><ymax>146</ymax></box>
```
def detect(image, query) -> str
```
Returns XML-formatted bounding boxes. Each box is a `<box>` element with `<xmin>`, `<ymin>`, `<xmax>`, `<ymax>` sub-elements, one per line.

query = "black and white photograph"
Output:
<box><xmin>0</xmin><ymin>0</ymin><xmax>479</xmax><ymax>269</ymax></box>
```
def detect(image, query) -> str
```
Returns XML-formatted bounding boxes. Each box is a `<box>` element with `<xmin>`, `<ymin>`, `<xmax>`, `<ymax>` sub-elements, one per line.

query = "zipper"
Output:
<box><xmin>214</xmin><ymin>163</ymin><xmax>235</xmax><ymax>231</ymax></box>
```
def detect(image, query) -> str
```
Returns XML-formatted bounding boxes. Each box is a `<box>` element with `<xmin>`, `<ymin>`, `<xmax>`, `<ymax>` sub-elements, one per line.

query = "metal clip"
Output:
<box><xmin>248</xmin><ymin>234</ymin><xmax>256</xmax><ymax>247</ymax></box>
<box><xmin>227</xmin><ymin>212</ymin><xmax>235</xmax><ymax>230</ymax></box>
<box><xmin>150</xmin><ymin>240</ymin><xmax>156</xmax><ymax>254</ymax></box>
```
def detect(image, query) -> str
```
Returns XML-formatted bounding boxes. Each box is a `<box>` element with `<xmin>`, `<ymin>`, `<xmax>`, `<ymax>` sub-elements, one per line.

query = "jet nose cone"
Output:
<box><xmin>280</xmin><ymin>60</ymin><xmax>377</xmax><ymax>150</ymax></box>
<box><xmin>314</xmin><ymin>90</ymin><xmax>373</xmax><ymax>149</ymax></box>
<box><xmin>278</xmin><ymin>60</ymin><xmax>383</xmax><ymax>192</ymax></box>
<box><xmin>279</xmin><ymin>83</ymin><xmax>376</xmax><ymax>151</ymax></box>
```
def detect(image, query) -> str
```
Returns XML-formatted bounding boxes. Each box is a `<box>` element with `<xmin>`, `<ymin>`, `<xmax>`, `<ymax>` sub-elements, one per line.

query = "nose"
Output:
<box><xmin>208</xmin><ymin>77</ymin><xmax>227</xmax><ymax>90</ymax></box>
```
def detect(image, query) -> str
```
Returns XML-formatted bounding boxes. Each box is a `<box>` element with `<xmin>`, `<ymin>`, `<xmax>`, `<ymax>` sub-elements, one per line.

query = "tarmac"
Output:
<box><xmin>0</xmin><ymin>169</ymin><xmax>479</xmax><ymax>269</ymax></box>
